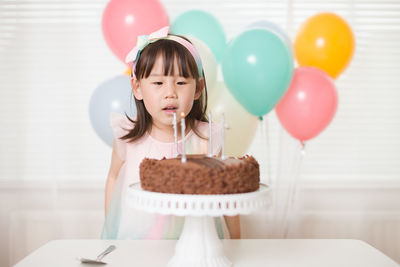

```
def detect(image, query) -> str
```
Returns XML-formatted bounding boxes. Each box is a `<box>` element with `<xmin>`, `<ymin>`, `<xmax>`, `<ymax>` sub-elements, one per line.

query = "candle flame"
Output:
<box><xmin>180</xmin><ymin>112</ymin><xmax>185</xmax><ymax>117</ymax></box>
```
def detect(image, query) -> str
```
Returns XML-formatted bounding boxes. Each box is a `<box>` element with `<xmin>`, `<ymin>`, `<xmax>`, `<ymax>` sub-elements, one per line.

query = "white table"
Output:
<box><xmin>14</xmin><ymin>239</ymin><xmax>399</xmax><ymax>267</ymax></box>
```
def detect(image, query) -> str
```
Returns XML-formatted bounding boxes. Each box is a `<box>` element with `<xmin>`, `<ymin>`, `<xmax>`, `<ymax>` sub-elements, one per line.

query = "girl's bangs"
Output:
<box><xmin>139</xmin><ymin>40</ymin><xmax>198</xmax><ymax>79</ymax></box>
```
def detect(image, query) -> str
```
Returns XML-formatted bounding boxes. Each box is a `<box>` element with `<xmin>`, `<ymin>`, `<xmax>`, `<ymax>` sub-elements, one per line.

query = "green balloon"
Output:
<box><xmin>222</xmin><ymin>29</ymin><xmax>294</xmax><ymax>117</ymax></box>
<box><xmin>171</xmin><ymin>10</ymin><xmax>226</xmax><ymax>62</ymax></box>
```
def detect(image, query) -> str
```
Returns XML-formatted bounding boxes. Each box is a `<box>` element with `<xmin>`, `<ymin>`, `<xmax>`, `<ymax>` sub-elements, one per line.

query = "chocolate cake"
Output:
<box><xmin>139</xmin><ymin>155</ymin><xmax>260</xmax><ymax>194</ymax></box>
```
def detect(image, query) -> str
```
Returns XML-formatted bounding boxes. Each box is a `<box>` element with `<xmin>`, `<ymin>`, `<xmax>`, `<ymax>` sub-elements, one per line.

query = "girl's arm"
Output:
<box><xmin>105</xmin><ymin>140</ymin><xmax>125</xmax><ymax>215</ymax></box>
<box><xmin>224</xmin><ymin>215</ymin><xmax>241</xmax><ymax>239</ymax></box>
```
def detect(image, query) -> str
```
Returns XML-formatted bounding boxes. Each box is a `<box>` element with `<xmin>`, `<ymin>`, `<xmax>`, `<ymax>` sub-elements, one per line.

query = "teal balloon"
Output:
<box><xmin>245</xmin><ymin>20</ymin><xmax>293</xmax><ymax>57</ymax></box>
<box><xmin>171</xmin><ymin>10</ymin><xmax>226</xmax><ymax>62</ymax></box>
<box><xmin>222</xmin><ymin>29</ymin><xmax>294</xmax><ymax>117</ymax></box>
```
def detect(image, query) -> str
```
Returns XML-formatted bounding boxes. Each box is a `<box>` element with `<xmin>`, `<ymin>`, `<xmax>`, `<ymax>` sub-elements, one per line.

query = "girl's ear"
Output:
<box><xmin>194</xmin><ymin>78</ymin><xmax>205</xmax><ymax>100</ymax></box>
<box><xmin>131</xmin><ymin>78</ymin><xmax>143</xmax><ymax>100</ymax></box>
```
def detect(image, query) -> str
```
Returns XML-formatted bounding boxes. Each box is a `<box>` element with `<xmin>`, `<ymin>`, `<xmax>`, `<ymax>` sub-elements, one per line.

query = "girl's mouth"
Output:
<box><xmin>162</xmin><ymin>106</ymin><xmax>178</xmax><ymax>114</ymax></box>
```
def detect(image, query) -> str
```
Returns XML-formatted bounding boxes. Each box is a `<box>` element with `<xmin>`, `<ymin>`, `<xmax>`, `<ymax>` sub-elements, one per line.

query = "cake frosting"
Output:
<box><xmin>139</xmin><ymin>155</ymin><xmax>260</xmax><ymax>194</ymax></box>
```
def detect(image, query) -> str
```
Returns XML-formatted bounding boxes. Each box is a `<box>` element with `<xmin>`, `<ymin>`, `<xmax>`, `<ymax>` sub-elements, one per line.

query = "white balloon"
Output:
<box><xmin>186</xmin><ymin>36</ymin><xmax>218</xmax><ymax>91</ymax></box>
<box><xmin>208</xmin><ymin>81</ymin><xmax>259</xmax><ymax>157</ymax></box>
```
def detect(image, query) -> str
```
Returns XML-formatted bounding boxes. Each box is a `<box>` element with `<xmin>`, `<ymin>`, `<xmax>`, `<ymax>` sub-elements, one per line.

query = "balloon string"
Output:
<box><xmin>274</xmin><ymin>125</ymin><xmax>285</xmax><ymax>237</ymax></box>
<box><xmin>258</xmin><ymin>116</ymin><xmax>264</xmax><ymax>176</ymax></box>
<box><xmin>280</xmin><ymin>139</ymin><xmax>298</xmax><ymax>237</ymax></box>
<box><xmin>259</xmin><ymin>116</ymin><xmax>271</xmax><ymax>187</ymax></box>
<box><xmin>282</xmin><ymin>141</ymin><xmax>306</xmax><ymax>238</ymax></box>
<box><xmin>264</xmin><ymin>116</ymin><xmax>272</xmax><ymax>186</ymax></box>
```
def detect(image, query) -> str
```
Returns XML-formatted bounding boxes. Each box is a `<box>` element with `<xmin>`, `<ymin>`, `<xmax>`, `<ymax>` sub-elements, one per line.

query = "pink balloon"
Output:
<box><xmin>276</xmin><ymin>67</ymin><xmax>338</xmax><ymax>142</ymax></box>
<box><xmin>102</xmin><ymin>0</ymin><xmax>169</xmax><ymax>64</ymax></box>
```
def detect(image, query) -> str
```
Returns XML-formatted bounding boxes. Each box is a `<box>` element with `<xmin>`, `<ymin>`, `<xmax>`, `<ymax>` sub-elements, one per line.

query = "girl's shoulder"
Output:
<box><xmin>111</xmin><ymin>112</ymin><xmax>145</xmax><ymax>161</ymax></box>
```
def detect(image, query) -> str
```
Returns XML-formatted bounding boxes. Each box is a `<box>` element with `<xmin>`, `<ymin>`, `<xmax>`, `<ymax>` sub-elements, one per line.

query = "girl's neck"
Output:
<box><xmin>150</xmin><ymin>121</ymin><xmax>192</xmax><ymax>143</ymax></box>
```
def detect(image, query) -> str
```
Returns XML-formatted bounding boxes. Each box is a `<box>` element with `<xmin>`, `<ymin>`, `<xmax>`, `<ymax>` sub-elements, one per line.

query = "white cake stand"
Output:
<box><xmin>128</xmin><ymin>182</ymin><xmax>271</xmax><ymax>267</ymax></box>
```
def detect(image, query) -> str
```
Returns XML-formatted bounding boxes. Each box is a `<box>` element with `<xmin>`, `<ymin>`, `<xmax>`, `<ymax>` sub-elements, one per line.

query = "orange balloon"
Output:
<box><xmin>124</xmin><ymin>68</ymin><xmax>132</xmax><ymax>76</ymax></box>
<box><xmin>294</xmin><ymin>13</ymin><xmax>355</xmax><ymax>79</ymax></box>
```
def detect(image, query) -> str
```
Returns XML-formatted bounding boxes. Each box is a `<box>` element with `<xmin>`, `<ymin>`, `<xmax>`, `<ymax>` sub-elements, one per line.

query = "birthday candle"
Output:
<box><xmin>173</xmin><ymin>112</ymin><xmax>178</xmax><ymax>157</ymax></box>
<box><xmin>181</xmin><ymin>112</ymin><xmax>186</xmax><ymax>163</ymax></box>
<box><xmin>221</xmin><ymin>113</ymin><xmax>226</xmax><ymax>160</ymax></box>
<box><xmin>208</xmin><ymin>112</ymin><xmax>212</xmax><ymax>157</ymax></box>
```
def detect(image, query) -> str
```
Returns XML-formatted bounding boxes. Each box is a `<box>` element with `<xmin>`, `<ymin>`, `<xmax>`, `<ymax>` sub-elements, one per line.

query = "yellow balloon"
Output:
<box><xmin>294</xmin><ymin>13</ymin><xmax>355</xmax><ymax>79</ymax></box>
<box><xmin>208</xmin><ymin>81</ymin><xmax>259</xmax><ymax>157</ymax></box>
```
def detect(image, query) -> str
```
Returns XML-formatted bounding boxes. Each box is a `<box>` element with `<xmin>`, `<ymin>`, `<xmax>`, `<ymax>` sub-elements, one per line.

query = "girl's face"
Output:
<box><xmin>132</xmin><ymin>55</ymin><xmax>203</xmax><ymax>130</ymax></box>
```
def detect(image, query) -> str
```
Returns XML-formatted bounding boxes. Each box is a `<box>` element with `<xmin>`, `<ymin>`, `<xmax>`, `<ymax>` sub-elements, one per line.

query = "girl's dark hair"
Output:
<box><xmin>121</xmin><ymin>35</ymin><xmax>208</xmax><ymax>143</ymax></box>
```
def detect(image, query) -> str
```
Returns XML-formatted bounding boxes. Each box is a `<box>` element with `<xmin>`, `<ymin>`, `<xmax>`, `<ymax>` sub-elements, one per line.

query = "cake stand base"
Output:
<box><xmin>129</xmin><ymin>183</ymin><xmax>271</xmax><ymax>267</ymax></box>
<box><xmin>167</xmin><ymin>216</ymin><xmax>232</xmax><ymax>267</ymax></box>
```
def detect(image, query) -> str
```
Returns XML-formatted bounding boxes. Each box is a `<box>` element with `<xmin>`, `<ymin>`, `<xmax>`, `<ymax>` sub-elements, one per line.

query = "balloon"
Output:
<box><xmin>185</xmin><ymin>36</ymin><xmax>218</xmax><ymax>91</ymax></box>
<box><xmin>245</xmin><ymin>20</ymin><xmax>292</xmax><ymax>55</ymax></box>
<box><xmin>89</xmin><ymin>75</ymin><xmax>136</xmax><ymax>147</ymax></box>
<box><xmin>124</xmin><ymin>68</ymin><xmax>132</xmax><ymax>76</ymax></box>
<box><xmin>294</xmin><ymin>13</ymin><xmax>355</xmax><ymax>79</ymax></box>
<box><xmin>171</xmin><ymin>10</ymin><xmax>226</xmax><ymax>62</ymax></box>
<box><xmin>222</xmin><ymin>28</ymin><xmax>294</xmax><ymax>117</ymax></box>
<box><xmin>275</xmin><ymin>67</ymin><xmax>338</xmax><ymax>142</ymax></box>
<box><xmin>208</xmin><ymin>81</ymin><xmax>259</xmax><ymax>157</ymax></box>
<box><xmin>102</xmin><ymin>0</ymin><xmax>169</xmax><ymax>64</ymax></box>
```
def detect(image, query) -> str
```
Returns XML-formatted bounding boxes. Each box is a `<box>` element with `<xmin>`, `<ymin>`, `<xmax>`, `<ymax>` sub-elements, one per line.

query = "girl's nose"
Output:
<box><xmin>164</xmin><ymin>82</ymin><xmax>177</xmax><ymax>98</ymax></box>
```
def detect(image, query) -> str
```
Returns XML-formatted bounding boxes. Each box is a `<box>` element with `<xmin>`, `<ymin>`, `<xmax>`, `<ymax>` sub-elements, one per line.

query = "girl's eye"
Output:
<box><xmin>153</xmin><ymin>82</ymin><xmax>163</xmax><ymax>85</ymax></box>
<box><xmin>177</xmin><ymin>81</ymin><xmax>187</xmax><ymax>85</ymax></box>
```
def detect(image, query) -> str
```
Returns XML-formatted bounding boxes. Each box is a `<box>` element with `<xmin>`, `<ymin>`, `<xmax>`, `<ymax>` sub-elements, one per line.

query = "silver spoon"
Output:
<box><xmin>78</xmin><ymin>245</ymin><xmax>116</xmax><ymax>264</ymax></box>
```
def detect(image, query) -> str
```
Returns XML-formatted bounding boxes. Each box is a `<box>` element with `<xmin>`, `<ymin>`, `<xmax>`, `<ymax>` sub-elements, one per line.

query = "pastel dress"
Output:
<box><xmin>101</xmin><ymin>113</ymin><xmax>229</xmax><ymax>240</ymax></box>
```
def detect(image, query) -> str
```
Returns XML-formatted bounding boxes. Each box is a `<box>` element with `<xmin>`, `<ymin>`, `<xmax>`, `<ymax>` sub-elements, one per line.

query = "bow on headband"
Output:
<box><xmin>125</xmin><ymin>26</ymin><xmax>203</xmax><ymax>78</ymax></box>
<box><xmin>125</xmin><ymin>26</ymin><xmax>169</xmax><ymax>64</ymax></box>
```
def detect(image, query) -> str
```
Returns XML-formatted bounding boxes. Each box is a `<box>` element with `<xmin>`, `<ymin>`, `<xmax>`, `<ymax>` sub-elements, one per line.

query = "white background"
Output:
<box><xmin>1</xmin><ymin>0</ymin><xmax>400</xmax><ymax>266</ymax></box>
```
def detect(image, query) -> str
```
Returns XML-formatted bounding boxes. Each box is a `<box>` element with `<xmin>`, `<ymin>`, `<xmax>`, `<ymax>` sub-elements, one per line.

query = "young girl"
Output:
<box><xmin>101</xmin><ymin>26</ymin><xmax>240</xmax><ymax>240</ymax></box>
